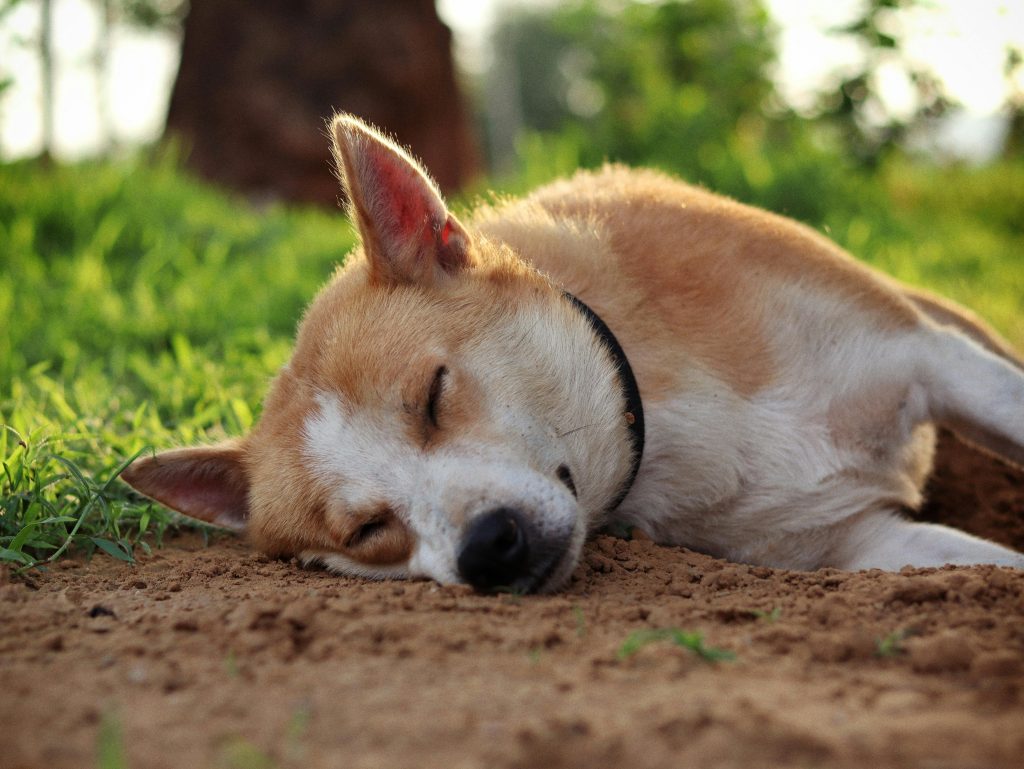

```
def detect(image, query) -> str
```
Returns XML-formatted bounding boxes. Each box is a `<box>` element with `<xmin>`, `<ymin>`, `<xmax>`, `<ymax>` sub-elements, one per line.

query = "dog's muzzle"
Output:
<box><xmin>456</xmin><ymin>508</ymin><xmax>567</xmax><ymax>593</ymax></box>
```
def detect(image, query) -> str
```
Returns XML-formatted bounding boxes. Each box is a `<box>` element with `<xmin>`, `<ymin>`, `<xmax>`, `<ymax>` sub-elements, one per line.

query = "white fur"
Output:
<box><xmin>614</xmin><ymin>278</ymin><xmax>1024</xmax><ymax>571</ymax></box>
<box><xmin>131</xmin><ymin>122</ymin><xmax>1024</xmax><ymax>588</ymax></box>
<box><xmin>292</xmin><ymin>290</ymin><xmax>639</xmax><ymax>589</ymax></box>
<box><xmin>299</xmin><ymin>386</ymin><xmax>587</xmax><ymax>586</ymax></box>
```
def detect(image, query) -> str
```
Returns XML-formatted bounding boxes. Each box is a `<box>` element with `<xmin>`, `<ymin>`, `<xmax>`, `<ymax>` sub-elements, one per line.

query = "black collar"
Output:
<box><xmin>563</xmin><ymin>292</ymin><xmax>645</xmax><ymax>512</ymax></box>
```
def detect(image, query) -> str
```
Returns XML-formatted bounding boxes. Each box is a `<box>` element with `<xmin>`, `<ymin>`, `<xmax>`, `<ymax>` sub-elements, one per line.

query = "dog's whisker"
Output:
<box><xmin>557</xmin><ymin>422</ymin><xmax>600</xmax><ymax>438</ymax></box>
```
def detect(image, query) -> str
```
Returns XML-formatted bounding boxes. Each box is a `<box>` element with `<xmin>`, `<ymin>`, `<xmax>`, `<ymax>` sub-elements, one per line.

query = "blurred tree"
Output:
<box><xmin>39</xmin><ymin>0</ymin><xmax>52</xmax><ymax>161</ymax></box>
<box><xmin>0</xmin><ymin>0</ymin><xmax>185</xmax><ymax>159</ymax></box>
<box><xmin>1004</xmin><ymin>46</ymin><xmax>1024</xmax><ymax>158</ymax></box>
<box><xmin>486</xmin><ymin>0</ymin><xmax>777</xmax><ymax>174</ymax></box>
<box><xmin>115</xmin><ymin>0</ymin><xmax>185</xmax><ymax>28</ymax></box>
<box><xmin>816</xmin><ymin>0</ymin><xmax>954</xmax><ymax>166</ymax></box>
<box><xmin>166</xmin><ymin>0</ymin><xmax>478</xmax><ymax>206</ymax></box>
<box><xmin>0</xmin><ymin>0</ymin><xmax>52</xmax><ymax>160</ymax></box>
<box><xmin>0</xmin><ymin>0</ymin><xmax>26</xmax><ymax>158</ymax></box>
<box><xmin>89</xmin><ymin>0</ymin><xmax>187</xmax><ymax>153</ymax></box>
<box><xmin>484</xmin><ymin>0</ymin><xmax>885</xmax><ymax>225</ymax></box>
<box><xmin>92</xmin><ymin>0</ymin><xmax>112</xmax><ymax>151</ymax></box>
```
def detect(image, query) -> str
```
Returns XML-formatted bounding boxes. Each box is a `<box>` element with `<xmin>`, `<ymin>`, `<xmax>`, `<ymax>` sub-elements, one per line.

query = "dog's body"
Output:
<box><xmin>123</xmin><ymin>115</ymin><xmax>1024</xmax><ymax>593</ymax></box>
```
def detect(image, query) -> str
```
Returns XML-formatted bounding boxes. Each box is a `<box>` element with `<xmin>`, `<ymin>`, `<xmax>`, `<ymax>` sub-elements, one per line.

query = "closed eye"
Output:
<box><xmin>346</xmin><ymin>517</ymin><xmax>388</xmax><ymax>549</ymax></box>
<box><xmin>557</xmin><ymin>464</ymin><xmax>577</xmax><ymax>498</ymax></box>
<box><xmin>426</xmin><ymin>365</ymin><xmax>447</xmax><ymax>428</ymax></box>
<box><xmin>338</xmin><ymin>509</ymin><xmax>415</xmax><ymax>566</ymax></box>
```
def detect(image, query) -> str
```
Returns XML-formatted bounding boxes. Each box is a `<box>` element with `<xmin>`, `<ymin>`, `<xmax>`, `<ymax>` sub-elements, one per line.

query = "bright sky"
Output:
<box><xmin>1</xmin><ymin>0</ymin><xmax>1022</xmax><ymax>161</ymax></box>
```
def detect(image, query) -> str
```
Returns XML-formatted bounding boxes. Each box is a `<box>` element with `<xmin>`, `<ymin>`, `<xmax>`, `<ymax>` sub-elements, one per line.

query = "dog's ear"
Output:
<box><xmin>121</xmin><ymin>442</ymin><xmax>250</xmax><ymax>531</ymax></box>
<box><xmin>330</xmin><ymin>113</ymin><xmax>473</xmax><ymax>285</ymax></box>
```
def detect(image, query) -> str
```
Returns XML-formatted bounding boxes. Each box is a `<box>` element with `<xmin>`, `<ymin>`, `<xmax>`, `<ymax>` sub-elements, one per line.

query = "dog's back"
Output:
<box><xmin>477</xmin><ymin>166</ymin><xmax>1024</xmax><ymax>570</ymax></box>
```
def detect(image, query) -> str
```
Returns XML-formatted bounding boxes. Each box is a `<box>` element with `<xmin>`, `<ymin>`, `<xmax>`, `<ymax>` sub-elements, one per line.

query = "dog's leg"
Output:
<box><xmin>904</xmin><ymin>285</ymin><xmax>1024</xmax><ymax>371</ymax></box>
<box><xmin>831</xmin><ymin>510</ymin><xmax>1024</xmax><ymax>570</ymax></box>
<box><xmin>914</xmin><ymin>323</ymin><xmax>1024</xmax><ymax>467</ymax></box>
<box><xmin>824</xmin><ymin>304</ymin><xmax>1024</xmax><ymax>571</ymax></box>
<box><xmin>905</xmin><ymin>286</ymin><xmax>1024</xmax><ymax>462</ymax></box>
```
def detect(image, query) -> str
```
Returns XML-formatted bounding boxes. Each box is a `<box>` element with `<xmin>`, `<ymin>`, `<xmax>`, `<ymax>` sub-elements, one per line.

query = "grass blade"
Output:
<box><xmin>89</xmin><ymin>537</ymin><xmax>135</xmax><ymax>563</ymax></box>
<box><xmin>618</xmin><ymin>627</ymin><xmax>735</xmax><ymax>662</ymax></box>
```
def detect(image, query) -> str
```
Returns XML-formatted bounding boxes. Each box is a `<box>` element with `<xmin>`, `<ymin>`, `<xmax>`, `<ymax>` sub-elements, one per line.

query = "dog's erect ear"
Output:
<box><xmin>330</xmin><ymin>113</ymin><xmax>473</xmax><ymax>285</ymax></box>
<box><xmin>121</xmin><ymin>443</ymin><xmax>250</xmax><ymax>531</ymax></box>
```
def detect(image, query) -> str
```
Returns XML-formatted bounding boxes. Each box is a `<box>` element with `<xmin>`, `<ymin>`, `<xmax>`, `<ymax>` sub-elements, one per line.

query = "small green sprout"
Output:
<box><xmin>752</xmin><ymin>607</ymin><xmax>782</xmax><ymax>623</ymax></box>
<box><xmin>617</xmin><ymin>628</ymin><xmax>735</xmax><ymax>662</ymax></box>
<box><xmin>285</xmin><ymin>702</ymin><xmax>311</xmax><ymax>764</ymax></box>
<box><xmin>219</xmin><ymin>737</ymin><xmax>278</xmax><ymax>769</ymax></box>
<box><xmin>225</xmin><ymin>650</ymin><xmax>240</xmax><ymax>678</ymax></box>
<box><xmin>876</xmin><ymin>628</ymin><xmax>912</xmax><ymax>657</ymax></box>
<box><xmin>96</xmin><ymin>712</ymin><xmax>128</xmax><ymax>769</ymax></box>
<box><xmin>572</xmin><ymin>605</ymin><xmax>587</xmax><ymax>637</ymax></box>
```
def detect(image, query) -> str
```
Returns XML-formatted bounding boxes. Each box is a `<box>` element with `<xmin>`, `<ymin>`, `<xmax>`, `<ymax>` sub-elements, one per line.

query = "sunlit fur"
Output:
<box><xmin>122</xmin><ymin>114</ymin><xmax>1024</xmax><ymax>591</ymax></box>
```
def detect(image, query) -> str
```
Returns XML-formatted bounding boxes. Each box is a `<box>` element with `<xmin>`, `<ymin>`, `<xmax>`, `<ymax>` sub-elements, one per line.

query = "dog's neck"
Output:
<box><xmin>562</xmin><ymin>291</ymin><xmax>645</xmax><ymax>511</ymax></box>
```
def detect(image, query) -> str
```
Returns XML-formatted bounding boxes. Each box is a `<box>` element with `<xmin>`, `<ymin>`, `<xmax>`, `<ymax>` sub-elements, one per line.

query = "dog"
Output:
<box><xmin>122</xmin><ymin>113</ymin><xmax>1024</xmax><ymax>593</ymax></box>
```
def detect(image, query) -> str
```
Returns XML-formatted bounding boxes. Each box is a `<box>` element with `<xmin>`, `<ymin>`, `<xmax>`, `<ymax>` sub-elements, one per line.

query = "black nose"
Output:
<box><xmin>457</xmin><ymin>508</ymin><xmax>531</xmax><ymax>591</ymax></box>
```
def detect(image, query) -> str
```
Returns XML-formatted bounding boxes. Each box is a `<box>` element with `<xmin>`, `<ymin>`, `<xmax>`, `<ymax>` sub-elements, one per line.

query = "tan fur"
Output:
<box><xmin>240</xmin><ymin>236</ymin><xmax>590</xmax><ymax>568</ymax></box>
<box><xmin>903</xmin><ymin>284</ymin><xmax>1024</xmax><ymax>370</ymax></box>
<box><xmin>122</xmin><ymin>114</ymin><xmax>1024</xmax><ymax>590</ymax></box>
<box><xmin>476</xmin><ymin>167</ymin><xmax>918</xmax><ymax>401</ymax></box>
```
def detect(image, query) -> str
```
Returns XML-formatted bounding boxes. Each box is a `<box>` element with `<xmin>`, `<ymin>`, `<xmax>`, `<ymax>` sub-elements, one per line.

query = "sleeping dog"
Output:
<box><xmin>123</xmin><ymin>114</ymin><xmax>1024</xmax><ymax>593</ymax></box>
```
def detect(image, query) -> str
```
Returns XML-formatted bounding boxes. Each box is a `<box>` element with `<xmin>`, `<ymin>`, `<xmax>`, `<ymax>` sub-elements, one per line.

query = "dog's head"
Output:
<box><xmin>123</xmin><ymin>114</ymin><xmax>634</xmax><ymax>593</ymax></box>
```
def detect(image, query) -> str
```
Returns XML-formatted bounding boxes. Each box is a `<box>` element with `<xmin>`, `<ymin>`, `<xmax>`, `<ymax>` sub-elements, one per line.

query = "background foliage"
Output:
<box><xmin>2</xmin><ymin>0</ymin><xmax>1023</xmax><ymax>567</ymax></box>
<box><xmin>1</xmin><ymin>155</ymin><xmax>354</xmax><ymax>566</ymax></box>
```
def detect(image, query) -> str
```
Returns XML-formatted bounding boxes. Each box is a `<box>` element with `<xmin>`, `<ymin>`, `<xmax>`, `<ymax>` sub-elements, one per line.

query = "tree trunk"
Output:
<box><xmin>39</xmin><ymin>0</ymin><xmax>54</xmax><ymax>162</ymax></box>
<box><xmin>93</xmin><ymin>0</ymin><xmax>114</xmax><ymax>155</ymax></box>
<box><xmin>165</xmin><ymin>0</ymin><xmax>478</xmax><ymax>206</ymax></box>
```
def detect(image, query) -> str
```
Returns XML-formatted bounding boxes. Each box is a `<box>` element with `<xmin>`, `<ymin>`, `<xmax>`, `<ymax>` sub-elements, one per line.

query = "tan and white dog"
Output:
<box><xmin>123</xmin><ymin>114</ymin><xmax>1024</xmax><ymax>593</ymax></box>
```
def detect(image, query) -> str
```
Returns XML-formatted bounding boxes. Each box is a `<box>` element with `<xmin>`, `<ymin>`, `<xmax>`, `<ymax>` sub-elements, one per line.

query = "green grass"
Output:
<box><xmin>573</xmin><ymin>604</ymin><xmax>587</xmax><ymax>637</ymax></box>
<box><xmin>751</xmin><ymin>607</ymin><xmax>782</xmax><ymax>623</ymax></box>
<box><xmin>825</xmin><ymin>160</ymin><xmax>1024</xmax><ymax>348</ymax></box>
<box><xmin>217</xmin><ymin>704</ymin><xmax>310</xmax><ymax>769</ymax></box>
<box><xmin>219</xmin><ymin>738</ymin><xmax>278</xmax><ymax>769</ymax></box>
<box><xmin>875</xmin><ymin>628</ymin><xmax>916</xmax><ymax>658</ymax></box>
<box><xmin>2</xmin><ymin>153</ymin><xmax>1022</xmax><ymax>568</ymax></box>
<box><xmin>1</xmin><ymin>154</ymin><xmax>354</xmax><ymax>567</ymax></box>
<box><xmin>617</xmin><ymin>627</ymin><xmax>735</xmax><ymax>662</ymax></box>
<box><xmin>96</xmin><ymin>712</ymin><xmax>128</xmax><ymax>769</ymax></box>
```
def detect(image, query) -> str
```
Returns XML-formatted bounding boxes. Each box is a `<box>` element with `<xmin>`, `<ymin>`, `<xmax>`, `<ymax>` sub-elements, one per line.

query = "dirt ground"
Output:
<box><xmin>4</xmin><ymin>430</ymin><xmax>1024</xmax><ymax>769</ymax></box>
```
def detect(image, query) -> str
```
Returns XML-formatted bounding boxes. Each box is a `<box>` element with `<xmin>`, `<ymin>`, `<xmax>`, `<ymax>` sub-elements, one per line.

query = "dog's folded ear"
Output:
<box><xmin>121</xmin><ymin>442</ymin><xmax>250</xmax><ymax>531</ymax></box>
<box><xmin>330</xmin><ymin>113</ymin><xmax>473</xmax><ymax>285</ymax></box>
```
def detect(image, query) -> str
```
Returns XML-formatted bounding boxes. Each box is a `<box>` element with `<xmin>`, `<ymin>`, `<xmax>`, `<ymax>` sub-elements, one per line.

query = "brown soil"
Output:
<box><xmin>4</xmin><ymin>430</ymin><xmax>1024</xmax><ymax>769</ymax></box>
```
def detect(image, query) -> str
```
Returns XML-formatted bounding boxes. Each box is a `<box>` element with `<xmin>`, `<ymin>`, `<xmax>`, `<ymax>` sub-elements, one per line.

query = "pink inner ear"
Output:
<box><xmin>122</xmin><ymin>448</ymin><xmax>250</xmax><ymax>531</ymax></box>
<box><xmin>367</xmin><ymin>149</ymin><xmax>436</xmax><ymax>245</ymax></box>
<box><xmin>172</xmin><ymin>481</ymin><xmax>248</xmax><ymax>529</ymax></box>
<box><xmin>336</xmin><ymin>116</ymin><xmax>470</xmax><ymax>281</ymax></box>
